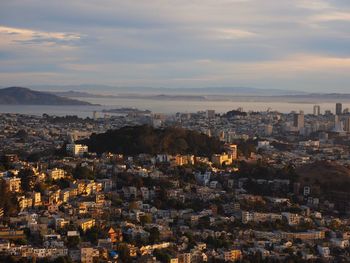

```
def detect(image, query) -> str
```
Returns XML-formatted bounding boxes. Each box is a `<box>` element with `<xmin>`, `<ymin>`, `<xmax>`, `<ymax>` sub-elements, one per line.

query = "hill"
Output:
<box><xmin>296</xmin><ymin>161</ymin><xmax>350</xmax><ymax>205</ymax></box>
<box><xmin>296</xmin><ymin>161</ymin><xmax>350</xmax><ymax>189</ymax></box>
<box><xmin>30</xmin><ymin>85</ymin><xmax>306</xmax><ymax>96</ymax></box>
<box><xmin>51</xmin><ymin>90</ymin><xmax>113</xmax><ymax>98</ymax></box>
<box><xmin>78</xmin><ymin>125</ymin><xmax>224</xmax><ymax>156</ymax></box>
<box><xmin>0</xmin><ymin>87</ymin><xmax>93</xmax><ymax>105</ymax></box>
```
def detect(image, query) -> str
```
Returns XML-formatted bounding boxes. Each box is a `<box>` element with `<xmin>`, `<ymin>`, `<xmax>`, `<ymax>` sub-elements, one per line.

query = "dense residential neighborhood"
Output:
<box><xmin>0</xmin><ymin>105</ymin><xmax>350</xmax><ymax>263</ymax></box>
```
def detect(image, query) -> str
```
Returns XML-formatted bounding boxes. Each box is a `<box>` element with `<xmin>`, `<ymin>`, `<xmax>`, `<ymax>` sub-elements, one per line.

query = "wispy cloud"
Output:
<box><xmin>0</xmin><ymin>26</ymin><xmax>83</xmax><ymax>46</ymax></box>
<box><xmin>311</xmin><ymin>11</ymin><xmax>350</xmax><ymax>22</ymax></box>
<box><xmin>296</xmin><ymin>0</ymin><xmax>332</xmax><ymax>10</ymax></box>
<box><xmin>0</xmin><ymin>0</ymin><xmax>350</xmax><ymax>92</ymax></box>
<box><xmin>211</xmin><ymin>28</ymin><xmax>257</xmax><ymax>40</ymax></box>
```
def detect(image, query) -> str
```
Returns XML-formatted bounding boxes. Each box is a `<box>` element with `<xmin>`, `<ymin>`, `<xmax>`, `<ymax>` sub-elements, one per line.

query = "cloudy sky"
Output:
<box><xmin>0</xmin><ymin>0</ymin><xmax>350</xmax><ymax>92</ymax></box>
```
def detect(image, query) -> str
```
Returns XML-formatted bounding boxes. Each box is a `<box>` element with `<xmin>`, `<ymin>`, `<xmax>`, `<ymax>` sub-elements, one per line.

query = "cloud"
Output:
<box><xmin>210</xmin><ymin>28</ymin><xmax>257</xmax><ymax>40</ymax></box>
<box><xmin>0</xmin><ymin>26</ymin><xmax>83</xmax><ymax>47</ymax></box>
<box><xmin>311</xmin><ymin>12</ymin><xmax>350</xmax><ymax>22</ymax></box>
<box><xmin>0</xmin><ymin>0</ymin><xmax>350</xmax><ymax>92</ymax></box>
<box><xmin>296</xmin><ymin>0</ymin><xmax>331</xmax><ymax>10</ymax></box>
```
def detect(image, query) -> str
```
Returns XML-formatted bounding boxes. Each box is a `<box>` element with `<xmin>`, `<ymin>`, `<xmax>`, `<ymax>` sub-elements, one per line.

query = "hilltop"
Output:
<box><xmin>0</xmin><ymin>87</ymin><xmax>93</xmax><ymax>105</ymax></box>
<box><xmin>296</xmin><ymin>161</ymin><xmax>350</xmax><ymax>194</ymax></box>
<box><xmin>78</xmin><ymin>125</ymin><xmax>224</xmax><ymax>156</ymax></box>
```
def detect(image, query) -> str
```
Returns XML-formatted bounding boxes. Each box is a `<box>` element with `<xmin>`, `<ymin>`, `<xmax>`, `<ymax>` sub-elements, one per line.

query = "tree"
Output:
<box><xmin>129</xmin><ymin>201</ymin><xmax>139</xmax><ymax>210</ymax></box>
<box><xmin>66</xmin><ymin>236</ymin><xmax>80</xmax><ymax>249</ymax></box>
<box><xmin>0</xmin><ymin>179</ymin><xmax>19</xmax><ymax>216</ymax></box>
<box><xmin>56</xmin><ymin>178</ymin><xmax>71</xmax><ymax>190</ymax></box>
<box><xmin>73</xmin><ymin>166</ymin><xmax>94</xmax><ymax>180</ymax></box>
<box><xmin>18</xmin><ymin>168</ymin><xmax>36</xmax><ymax>192</ymax></box>
<box><xmin>52</xmin><ymin>257</ymin><xmax>73</xmax><ymax>263</ymax></box>
<box><xmin>78</xmin><ymin>125</ymin><xmax>224</xmax><ymax>157</ymax></box>
<box><xmin>116</xmin><ymin>243</ymin><xmax>131</xmax><ymax>262</ymax></box>
<box><xmin>82</xmin><ymin>226</ymin><xmax>102</xmax><ymax>245</ymax></box>
<box><xmin>140</xmin><ymin>214</ymin><xmax>152</xmax><ymax>225</ymax></box>
<box><xmin>148</xmin><ymin>227</ymin><xmax>160</xmax><ymax>244</ymax></box>
<box><xmin>153</xmin><ymin>249</ymin><xmax>171</xmax><ymax>263</ymax></box>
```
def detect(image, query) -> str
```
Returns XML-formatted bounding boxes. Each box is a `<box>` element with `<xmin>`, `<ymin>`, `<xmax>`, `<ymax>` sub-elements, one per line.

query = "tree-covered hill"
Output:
<box><xmin>79</xmin><ymin>125</ymin><xmax>224</xmax><ymax>156</ymax></box>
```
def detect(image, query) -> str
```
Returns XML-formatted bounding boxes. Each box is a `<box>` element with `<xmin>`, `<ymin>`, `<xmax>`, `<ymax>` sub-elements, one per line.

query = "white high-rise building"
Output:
<box><xmin>93</xmin><ymin>111</ymin><xmax>98</xmax><ymax>120</ymax></box>
<box><xmin>313</xmin><ymin>105</ymin><xmax>321</xmax><ymax>116</ymax></box>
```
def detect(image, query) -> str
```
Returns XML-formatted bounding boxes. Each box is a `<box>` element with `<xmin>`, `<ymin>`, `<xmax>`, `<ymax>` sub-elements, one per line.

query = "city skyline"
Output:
<box><xmin>1</xmin><ymin>0</ymin><xmax>350</xmax><ymax>92</ymax></box>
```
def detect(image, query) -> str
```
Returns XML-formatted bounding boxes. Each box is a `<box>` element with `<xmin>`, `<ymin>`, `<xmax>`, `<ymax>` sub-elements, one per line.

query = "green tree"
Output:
<box><xmin>66</xmin><ymin>236</ymin><xmax>80</xmax><ymax>249</ymax></box>
<box><xmin>149</xmin><ymin>227</ymin><xmax>160</xmax><ymax>244</ymax></box>
<box><xmin>153</xmin><ymin>249</ymin><xmax>171</xmax><ymax>263</ymax></box>
<box><xmin>0</xmin><ymin>179</ymin><xmax>19</xmax><ymax>216</ymax></box>
<box><xmin>73</xmin><ymin>166</ymin><xmax>94</xmax><ymax>180</ymax></box>
<box><xmin>18</xmin><ymin>168</ymin><xmax>36</xmax><ymax>192</ymax></box>
<box><xmin>140</xmin><ymin>214</ymin><xmax>152</xmax><ymax>225</ymax></box>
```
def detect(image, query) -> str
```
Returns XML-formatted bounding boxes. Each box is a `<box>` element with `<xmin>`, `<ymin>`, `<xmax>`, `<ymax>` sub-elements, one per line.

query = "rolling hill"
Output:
<box><xmin>0</xmin><ymin>87</ymin><xmax>93</xmax><ymax>105</ymax></box>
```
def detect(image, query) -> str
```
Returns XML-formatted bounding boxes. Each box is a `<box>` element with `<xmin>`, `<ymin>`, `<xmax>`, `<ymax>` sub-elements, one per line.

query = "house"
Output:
<box><xmin>4</xmin><ymin>177</ymin><xmax>21</xmax><ymax>192</ymax></box>
<box><xmin>77</xmin><ymin>218</ymin><xmax>96</xmax><ymax>232</ymax></box>
<box><xmin>48</xmin><ymin>168</ymin><xmax>65</xmax><ymax>180</ymax></box>
<box><xmin>223</xmin><ymin>249</ymin><xmax>242</xmax><ymax>262</ymax></box>
<box><xmin>81</xmin><ymin>247</ymin><xmax>100</xmax><ymax>263</ymax></box>
<box><xmin>108</xmin><ymin>227</ymin><xmax>123</xmax><ymax>243</ymax></box>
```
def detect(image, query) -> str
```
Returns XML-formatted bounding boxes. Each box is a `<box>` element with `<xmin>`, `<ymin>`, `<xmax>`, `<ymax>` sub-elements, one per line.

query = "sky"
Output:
<box><xmin>0</xmin><ymin>0</ymin><xmax>350</xmax><ymax>92</ymax></box>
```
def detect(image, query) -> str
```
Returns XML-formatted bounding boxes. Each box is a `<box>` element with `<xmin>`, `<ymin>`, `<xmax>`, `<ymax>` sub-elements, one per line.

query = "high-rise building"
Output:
<box><xmin>333</xmin><ymin>115</ymin><xmax>344</xmax><ymax>132</ymax></box>
<box><xmin>336</xmin><ymin>103</ymin><xmax>342</xmax><ymax>115</ymax></box>
<box><xmin>206</xmin><ymin>110</ymin><xmax>215</xmax><ymax>119</ymax></box>
<box><xmin>294</xmin><ymin>111</ymin><xmax>304</xmax><ymax>130</ymax></box>
<box><xmin>313</xmin><ymin>105</ymin><xmax>320</xmax><ymax>116</ymax></box>
<box><xmin>345</xmin><ymin>117</ymin><xmax>350</xmax><ymax>132</ymax></box>
<box><xmin>334</xmin><ymin>115</ymin><xmax>340</xmax><ymax>126</ymax></box>
<box><xmin>264</xmin><ymin>124</ymin><xmax>273</xmax><ymax>136</ymax></box>
<box><xmin>93</xmin><ymin>111</ymin><xmax>98</xmax><ymax>120</ymax></box>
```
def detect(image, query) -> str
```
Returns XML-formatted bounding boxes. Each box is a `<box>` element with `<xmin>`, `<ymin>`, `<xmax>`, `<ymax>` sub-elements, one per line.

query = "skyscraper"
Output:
<box><xmin>345</xmin><ymin>117</ymin><xmax>350</xmax><ymax>132</ymax></box>
<box><xmin>313</xmin><ymin>105</ymin><xmax>320</xmax><ymax>116</ymax></box>
<box><xmin>264</xmin><ymin>124</ymin><xmax>273</xmax><ymax>136</ymax></box>
<box><xmin>336</xmin><ymin>103</ymin><xmax>342</xmax><ymax>115</ymax></box>
<box><xmin>206</xmin><ymin>110</ymin><xmax>215</xmax><ymax>119</ymax></box>
<box><xmin>294</xmin><ymin>111</ymin><xmax>304</xmax><ymax>130</ymax></box>
<box><xmin>93</xmin><ymin>111</ymin><xmax>98</xmax><ymax>120</ymax></box>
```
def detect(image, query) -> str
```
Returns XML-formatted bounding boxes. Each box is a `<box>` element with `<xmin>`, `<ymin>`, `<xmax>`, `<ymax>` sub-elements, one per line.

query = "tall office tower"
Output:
<box><xmin>336</xmin><ymin>103</ymin><xmax>343</xmax><ymax>115</ymax></box>
<box><xmin>334</xmin><ymin>115</ymin><xmax>340</xmax><ymax>126</ymax></box>
<box><xmin>345</xmin><ymin>117</ymin><xmax>350</xmax><ymax>132</ymax></box>
<box><xmin>93</xmin><ymin>111</ymin><xmax>98</xmax><ymax>120</ymax></box>
<box><xmin>206</xmin><ymin>110</ymin><xmax>215</xmax><ymax>119</ymax></box>
<box><xmin>293</xmin><ymin>111</ymin><xmax>305</xmax><ymax>130</ymax></box>
<box><xmin>313</xmin><ymin>105</ymin><xmax>321</xmax><ymax>116</ymax></box>
<box><xmin>333</xmin><ymin>115</ymin><xmax>344</xmax><ymax>132</ymax></box>
<box><xmin>264</xmin><ymin>124</ymin><xmax>273</xmax><ymax>136</ymax></box>
<box><xmin>311</xmin><ymin>121</ymin><xmax>320</xmax><ymax>132</ymax></box>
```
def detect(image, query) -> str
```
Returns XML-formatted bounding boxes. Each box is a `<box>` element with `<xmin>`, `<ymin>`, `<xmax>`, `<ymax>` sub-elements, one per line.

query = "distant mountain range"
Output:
<box><xmin>0</xmin><ymin>87</ymin><xmax>93</xmax><ymax>105</ymax></box>
<box><xmin>51</xmin><ymin>89</ymin><xmax>350</xmax><ymax>103</ymax></box>
<box><xmin>1</xmin><ymin>86</ymin><xmax>350</xmax><ymax>106</ymax></box>
<box><xmin>50</xmin><ymin>90</ymin><xmax>113</xmax><ymax>98</ymax></box>
<box><xmin>282</xmin><ymin>93</ymin><xmax>350</xmax><ymax>100</ymax></box>
<box><xmin>30</xmin><ymin>85</ymin><xmax>307</xmax><ymax>96</ymax></box>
